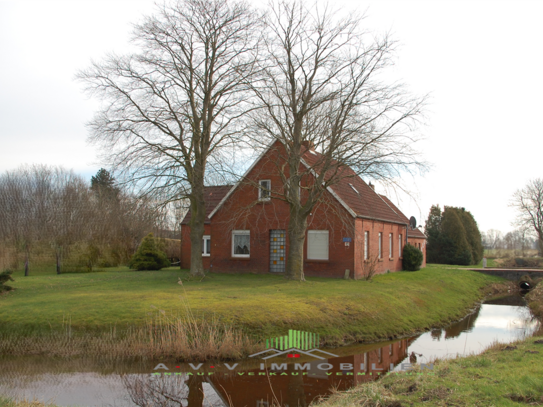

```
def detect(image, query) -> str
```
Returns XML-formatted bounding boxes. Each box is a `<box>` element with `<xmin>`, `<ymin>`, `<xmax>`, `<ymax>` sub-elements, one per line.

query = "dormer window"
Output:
<box><xmin>259</xmin><ymin>180</ymin><xmax>271</xmax><ymax>201</ymax></box>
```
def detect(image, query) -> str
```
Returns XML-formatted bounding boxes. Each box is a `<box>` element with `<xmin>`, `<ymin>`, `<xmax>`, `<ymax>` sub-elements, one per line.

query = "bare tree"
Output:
<box><xmin>249</xmin><ymin>1</ymin><xmax>425</xmax><ymax>280</ymax></box>
<box><xmin>483</xmin><ymin>229</ymin><xmax>503</xmax><ymax>250</ymax></box>
<box><xmin>511</xmin><ymin>178</ymin><xmax>543</xmax><ymax>256</ymax></box>
<box><xmin>0</xmin><ymin>165</ymin><xmax>165</xmax><ymax>274</ymax></box>
<box><xmin>359</xmin><ymin>254</ymin><xmax>379</xmax><ymax>281</ymax></box>
<box><xmin>77</xmin><ymin>0</ymin><xmax>262</xmax><ymax>276</ymax></box>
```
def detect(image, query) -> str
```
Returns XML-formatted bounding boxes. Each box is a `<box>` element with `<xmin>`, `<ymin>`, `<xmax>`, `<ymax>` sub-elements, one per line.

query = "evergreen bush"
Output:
<box><xmin>0</xmin><ymin>270</ymin><xmax>15</xmax><ymax>292</ymax></box>
<box><xmin>402</xmin><ymin>244</ymin><xmax>423</xmax><ymax>271</ymax></box>
<box><xmin>129</xmin><ymin>233</ymin><xmax>170</xmax><ymax>271</ymax></box>
<box><xmin>425</xmin><ymin>205</ymin><xmax>483</xmax><ymax>266</ymax></box>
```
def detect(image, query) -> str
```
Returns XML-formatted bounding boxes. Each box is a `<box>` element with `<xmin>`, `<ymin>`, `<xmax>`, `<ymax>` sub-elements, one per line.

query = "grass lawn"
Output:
<box><xmin>1</xmin><ymin>264</ymin><xmax>504</xmax><ymax>345</ymax></box>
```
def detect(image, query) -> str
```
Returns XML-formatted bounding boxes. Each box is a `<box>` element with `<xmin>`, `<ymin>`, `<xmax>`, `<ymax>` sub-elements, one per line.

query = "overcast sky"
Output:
<box><xmin>1</xmin><ymin>0</ymin><xmax>542</xmax><ymax>234</ymax></box>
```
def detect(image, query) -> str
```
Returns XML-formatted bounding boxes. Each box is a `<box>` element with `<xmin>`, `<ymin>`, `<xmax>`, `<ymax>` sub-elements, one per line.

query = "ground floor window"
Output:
<box><xmin>364</xmin><ymin>231</ymin><xmax>369</xmax><ymax>260</ymax></box>
<box><xmin>232</xmin><ymin>230</ymin><xmax>250</xmax><ymax>257</ymax></box>
<box><xmin>307</xmin><ymin>230</ymin><xmax>329</xmax><ymax>260</ymax></box>
<box><xmin>398</xmin><ymin>234</ymin><xmax>402</xmax><ymax>257</ymax></box>
<box><xmin>389</xmin><ymin>233</ymin><xmax>393</xmax><ymax>258</ymax></box>
<box><xmin>378</xmin><ymin>232</ymin><xmax>382</xmax><ymax>258</ymax></box>
<box><xmin>202</xmin><ymin>235</ymin><xmax>210</xmax><ymax>256</ymax></box>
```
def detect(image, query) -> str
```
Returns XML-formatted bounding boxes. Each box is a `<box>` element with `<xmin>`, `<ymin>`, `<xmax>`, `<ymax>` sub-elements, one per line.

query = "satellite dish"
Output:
<box><xmin>409</xmin><ymin>216</ymin><xmax>417</xmax><ymax>229</ymax></box>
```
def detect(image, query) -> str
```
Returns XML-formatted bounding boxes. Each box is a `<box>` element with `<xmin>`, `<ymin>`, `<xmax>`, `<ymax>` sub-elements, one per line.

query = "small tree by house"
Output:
<box><xmin>0</xmin><ymin>270</ymin><xmax>14</xmax><ymax>292</ymax></box>
<box><xmin>402</xmin><ymin>244</ymin><xmax>423</xmax><ymax>271</ymax></box>
<box><xmin>360</xmin><ymin>254</ymin><xmax>380</xmax><ymax>281</ymax></box>
<box><xmin>129</xmin><ymin>233</ymin><xmax>170</xmax><ymax>271</ymax></box>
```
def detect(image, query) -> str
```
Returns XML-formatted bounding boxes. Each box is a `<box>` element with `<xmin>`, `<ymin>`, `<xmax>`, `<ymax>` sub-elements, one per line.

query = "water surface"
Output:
<box><xmin>1</xmin><ymin>295</ymin><xmax>539</xmax><ymax>406</ymax></box>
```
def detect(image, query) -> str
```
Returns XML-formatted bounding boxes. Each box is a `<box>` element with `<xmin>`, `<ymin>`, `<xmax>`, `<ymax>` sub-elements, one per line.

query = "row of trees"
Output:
<box><xmin>425</xmin><ymin>205</ymin><xmax>484</xmax><ymax>265</ymax></box>
<box><xmin>482</xmin><ymin>228</ymin><xmax>538</xmax><ymax>253</ymax></box>
<box><xmin>78</xmin><ymin>0</ymin><xmax>426</xmax><ymax>281</ymax></box>
<box><xmin>0</xmin><ymin>165</ymin><xmax>179</xmax><ymax>274</ymax></box>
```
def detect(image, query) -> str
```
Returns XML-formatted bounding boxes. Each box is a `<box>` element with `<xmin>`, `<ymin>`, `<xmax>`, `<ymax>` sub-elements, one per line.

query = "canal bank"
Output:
<box><xmin>1</xmin><ymin>265</ymin><xmax>509</xmax><ymax>360</ymax></box>
<box><xmin>0</xmin><ymin>293</ymin><xmax>539</xmax><ymax>406</ymax></box>
<box><xmin>315</xmin><ymin>288</ymin><xmax>543</xmax><ymax>407</ymax></box>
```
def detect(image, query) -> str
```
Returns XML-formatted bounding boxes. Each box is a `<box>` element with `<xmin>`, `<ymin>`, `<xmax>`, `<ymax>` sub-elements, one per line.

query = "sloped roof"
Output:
<box><xmin>181</xmin><ymin>185</ymin><xmax>232</xmax><ymax>225</ymax></box>
<box><xmin>301</xmin><ymin>148</ymin><xmax>407</xmax><ymax>225</ymax></box>
<box><xmin>379</xmin><ymin>195</ymin><xmax>426</xmax><ymax>239</ymax></box>
<box><xmin>202</xmin><ymin>140</ymin><xmax>420</xmax><ymax>227</ymax></box>
<box><xmin>407</xmin><ymin>227</ymin><xmax>426</xmax><ymax>239</ymax></box>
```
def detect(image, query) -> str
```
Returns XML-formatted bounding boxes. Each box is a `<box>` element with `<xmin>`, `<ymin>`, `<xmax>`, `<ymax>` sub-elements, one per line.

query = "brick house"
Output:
<box><xmin>181</xmin><ymin>141</ymin><xmax>426</xmax><ymax>278</ymax></box>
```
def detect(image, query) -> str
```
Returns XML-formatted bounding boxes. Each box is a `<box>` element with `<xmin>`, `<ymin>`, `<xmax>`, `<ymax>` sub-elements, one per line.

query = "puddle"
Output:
<box><xmin>0</xmin><ymin>295</ymin><xmax>539</xmax><ymax>406</ymax></box>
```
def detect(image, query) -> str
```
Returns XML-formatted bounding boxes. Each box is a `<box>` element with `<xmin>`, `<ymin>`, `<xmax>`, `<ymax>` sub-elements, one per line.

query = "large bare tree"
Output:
<box><xmin>78</xmin><ymin>0</ymin><xmax>262</xmax><ymax>276</ymax></box>
<box><xmin>511</xmin><ymin>178</ymin><xmax>543</xmax><ymax>256</ymax></box>
<box><xmin>250</xmin><ymin>1</ymin><xmax>426</xmax><ymax>280</ymax></box>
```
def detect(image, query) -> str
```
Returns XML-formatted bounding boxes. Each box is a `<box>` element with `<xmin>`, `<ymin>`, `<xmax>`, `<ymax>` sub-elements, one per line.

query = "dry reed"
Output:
<box><xmin>0</xmin><ymin>303</ymin><xmax>259</xmax><ymax>361</ymax></box>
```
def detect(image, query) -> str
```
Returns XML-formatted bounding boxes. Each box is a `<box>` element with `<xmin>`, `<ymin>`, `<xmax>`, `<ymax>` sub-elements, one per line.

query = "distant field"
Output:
<box><xmin>484</xmin><ymin>248</ymin><xmax>539</xmax><ymax>259</ymax></box>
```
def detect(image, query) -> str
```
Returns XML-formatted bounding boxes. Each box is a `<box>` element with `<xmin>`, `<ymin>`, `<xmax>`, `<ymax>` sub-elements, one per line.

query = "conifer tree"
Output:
<box><xmin>129</xmin><ymin>233</ymin><xmax>170</xmax><ymax>271</ymax></box>
<box><xmin>425</xmin><ymin>205</ymin><xmax>483</xmax><ymax>265</ymax></box>
<box><xmin>90</xmin><ymin>168</ymin><xmax>120</xmax><ymax>200</ymax></box>
<box><xmin>457</xmin><ymin>209</ymin><xmax>484</xmax><ymax>264</ymax></box>
<box><xmin>425</xmin><ymin>205</ymin><xmax>443</xmax><ymax>263</ymax></box>
<box><xmin>0</xmin><ymin>270</ymin><xmax>14</xmax><ymax>292</ymax></box>
<box><xmin>441</xmin><ymin>208</ymin><xmax>472</xmax><ymax>265</ymax></box>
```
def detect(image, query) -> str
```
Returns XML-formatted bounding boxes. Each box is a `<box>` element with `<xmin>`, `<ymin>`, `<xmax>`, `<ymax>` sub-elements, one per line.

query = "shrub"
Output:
<box><xmin>129</xmin><ymin>233</ymin><xmax>170</xmax><ymax>271</ymax></box>
<box><xmin>501</xmin><ymin>257</ymin><xmax>543</xmax><ymax>268</ymax></box>
<box><xmin>402</xmin><ymin>244</ymin><xmax>423</xmax><ymax>271</ymax></box>
<box><xmin>0</xmin><ymin>269</ymin><xmax>15</xmax><ymax>292</ymax></box>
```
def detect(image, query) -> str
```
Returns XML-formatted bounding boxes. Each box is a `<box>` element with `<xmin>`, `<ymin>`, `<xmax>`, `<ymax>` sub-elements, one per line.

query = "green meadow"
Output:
<box><xmin>0</xmin><ymin>264</ymin><xmax>505</xmax><ymax>360</ymax></box>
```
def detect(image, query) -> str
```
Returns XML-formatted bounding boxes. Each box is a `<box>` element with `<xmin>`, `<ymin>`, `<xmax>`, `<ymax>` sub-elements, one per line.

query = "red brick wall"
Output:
<box><xmin>206</xmin><ymin>144</ymin><xmax>356</xmax><ymax>278</ymax></box>
<box><xmin>180</xmin><ymin>224</ymin><xmax>211</xmax><ymax>270</ymax></box>
<box><xmin>353</xmin><ymin>218</ymin><xmax>408</xmax><ymax>278</ymax></box>
<box><xmin>181</xmin><ymin>141</ymin><xmax>425</xmax><ymax>277</ymax></box>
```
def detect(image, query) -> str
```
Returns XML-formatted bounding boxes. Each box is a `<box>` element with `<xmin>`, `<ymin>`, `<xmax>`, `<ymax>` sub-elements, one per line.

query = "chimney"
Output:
<box><xmin>368</xmin><ymin>181</ymin><xmax>375</xmax><ymax>191</ymax></box>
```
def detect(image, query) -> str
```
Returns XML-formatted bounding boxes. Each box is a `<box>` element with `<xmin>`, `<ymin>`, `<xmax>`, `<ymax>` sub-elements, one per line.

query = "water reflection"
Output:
<box><xmin>406</xmin><ymin>300</ymin><xmax>539</xmax><ymax>364</ymax></box>
<box><xmin>0</xmin><ymin>296</ymin><xmax>539</xmax><ymax>407</ymax></box>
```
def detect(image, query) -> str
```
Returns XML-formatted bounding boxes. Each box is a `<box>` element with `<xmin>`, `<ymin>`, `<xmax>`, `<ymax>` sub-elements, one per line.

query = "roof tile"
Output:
<box><xmin>181</xmin><ymin>185</ymin><xmax>232</xmax><ymax>224</ymax></box>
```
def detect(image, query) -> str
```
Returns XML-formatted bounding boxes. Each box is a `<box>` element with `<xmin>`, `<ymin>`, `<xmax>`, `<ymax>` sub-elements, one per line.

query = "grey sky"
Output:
<box><xmin>1</xmin><ymin>0</ymin><xmax>542</xmax><ymax>234</ymax></box>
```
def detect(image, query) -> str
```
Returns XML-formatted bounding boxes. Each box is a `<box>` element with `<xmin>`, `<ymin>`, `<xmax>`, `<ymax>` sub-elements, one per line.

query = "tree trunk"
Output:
<box><xmin>287</xmin><ymin>363</ymin><xmax>307</xmax><ymax>407</ymax></box>
<box><xmin>186</xmin><ymin>375</ymin><xmax>204</xmax><ymax>407</ymax></box>
<box><xmin>285</xmin><ymin>206</ymin><xmax>308</xmax><ymax>281</ymax></box>
<box><xmin>24</xmin><ymin>253</ymin><xmax>29</xmax><ymax>277</ymax></box>
<box><xmin>538</xmin><ymin>235</ymin><xmax>543</xmax><ymax>257</ymax></box>
<box><xmin>56</xmin><ymin>249</ymin><xmax>61</xmax><ymax>274</ymax></box>
<box><xmin>189</xmin><ymin>165</ymin><xmax>206</xmax><ymax>277</ymax></box>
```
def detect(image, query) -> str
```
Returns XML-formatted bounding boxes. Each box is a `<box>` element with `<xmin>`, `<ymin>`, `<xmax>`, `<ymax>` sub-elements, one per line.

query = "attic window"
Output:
<box><xmin>259</xmin><ymin>180</ymin><xmax>271</xmax><ymax>201</ymax></box>
<box><xmin>349</xmin><ymin>183</ymin><xmax>359</xmax><ymax>194</ymax></box>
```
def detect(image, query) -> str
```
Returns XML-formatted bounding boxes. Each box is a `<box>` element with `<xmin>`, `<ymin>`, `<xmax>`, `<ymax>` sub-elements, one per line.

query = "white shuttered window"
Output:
<box><xmin>307</xmin><ymin>230</ymin><xmax>329</xmax><ymax>260</ymax></box>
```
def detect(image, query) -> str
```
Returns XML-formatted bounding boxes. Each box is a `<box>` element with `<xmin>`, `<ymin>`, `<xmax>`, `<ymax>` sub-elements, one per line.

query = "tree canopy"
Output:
<box><xmin>425</xmin><ymin>205</ymin><xmax>483</xmax><ymax>265</ymax></box>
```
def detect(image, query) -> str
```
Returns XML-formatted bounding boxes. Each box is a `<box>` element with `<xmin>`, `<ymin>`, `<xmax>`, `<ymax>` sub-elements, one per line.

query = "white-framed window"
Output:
<box><xmin>398</xmin><ymin>234</ymin><xmax>402</xmax><ymax>258</ymax></box>
<box><xmin>364</xmin><ymin>231</ymin><xmax>369</xmax><ymax>260</ymax></box>
<box><xmin>378</xmin><ymin>232</ymin><xmax>382</xmax><ymax>258</ymax></box>
<box><xmin>258</xmin><ymin>179</ymin><xmax>271</xmax><ymax>201</ymax></box>
<box><xmin>307</xmin><ymin>230</ymin><xmax>329</xmax><ymax>260</ymax></box>
<box><xmin>389</xmin><ymin>233</ymin><xmax>393</xmax><ymax>258</ymax></box>
<box><xmin>232</xmin><ymin>230</ymin><xmax>250</xmax><ymax>257</ymax></box>
<box><xmin>202</xmin><ymin>235</ymin><xmax>211</xmax><ymax>257</ymax></box>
